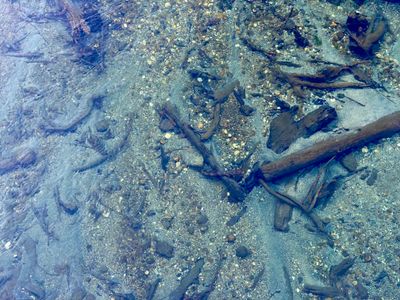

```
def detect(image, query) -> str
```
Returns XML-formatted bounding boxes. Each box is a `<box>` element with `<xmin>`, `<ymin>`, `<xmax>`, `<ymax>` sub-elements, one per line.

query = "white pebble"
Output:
<box><xmin>4</xmin><ymin>241</ymin><xmax>12</xmax><ymax>250</ymax></box>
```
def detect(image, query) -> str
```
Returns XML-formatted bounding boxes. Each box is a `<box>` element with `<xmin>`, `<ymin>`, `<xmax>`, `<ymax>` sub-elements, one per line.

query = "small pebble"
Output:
<box><xmin>362</xmin><ymin>253</ymin><xmax>373</xmax><ymax>263</ymax></box>
<box><xmin>340</xmin><ymin>153</ymin><xmax>358</xmax><ymax>172</ymax></box>
<box><xmin>95</xmin><ymin>119</ymin><xmax>110</xmax><ymax>132</ymax></box>
<box><xmin>196</xmin><ymin>214</ymin><xmax>208</xmax><ymax>225</ymax></box>
<box><xmin>155</xmin><ymin>240</ymin><xmax>174</xmax><ymax>259</ymax></box>
<box><xmin>161</xmin><ymin>217</ymin><xmax>173</xmax><ymax>230</ymax></box>
<box><xmin>236</xmin><ymin>245</ymin><xmax>251</xmax><ymax>259</ymax></box>
<box><xmin>366</xmin><ymin>169</ymin><xmax>378</xmax><ymax>186</ymax></box>
<box><xmin>4</xmin><ymin>241</ymin><xmax>12</xmax><ymax>250</ymax></box>
<box><xmin>226</xmin><ymin>234</ymin><xmax>236</xmax><ymax>243</ymax></box>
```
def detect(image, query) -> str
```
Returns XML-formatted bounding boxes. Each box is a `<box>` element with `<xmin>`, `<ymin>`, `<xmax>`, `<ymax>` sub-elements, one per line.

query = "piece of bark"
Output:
<box><xmin>169</xmin><ymin>258</ymin><xmax>205</xmax><ymax>300</ymax></box>
<box><xmin>201</xmin><ymin>103</ymin><xmax>221</xmax><ymax>140</ymax></box>
<box><xmin>267</xmin><ymin>105</ymin><xmax>337</xmax><ymax>153</ymax></box>
<box><xmin>259</xmin><ymin>111</ymin><xmax>400</xmax><ymax>182</ymax></box>
<box><xmin>347</xmin><ymin>12</ymin><xmax>386</xmax><ymax>56</ymax></box>
<box><xmin>329</xmin><ymin>257</ymin><xmax>355</xmax><ymax>284</ymax></box>
<box><xmin>274</xmin><ymin>201</ymin><xmax>293</xmax><ymax>232</ymax></box>
<box><xmin>260</xmin><ymin>179</ymin><xmax>331</xmax><ymax>243</ymax></box>
<box><xmin>213</xmin><ymin>80</ymin><xmax>239</xmax><ymax>101</ymax></box>
<box><xmin>273</xmin><ymin>159</ymin><xmax>330</xmax><ymax>232</ymax></box>
<box><xmin>58</xmin><ymin>0</ymin><xmax>90</xmax><ymax>40</ymax></box>
<box><xmin>226</xmin><ymin>206</ymin><xmax>247</xmax><ymax>226</ymax></box>
<box><xmin>161</xmin><ymin>103</ymin><xmax>246</xmax><ymax>202</ymax></box>
<box><xmin>302</xmin><ymin>159</ymin><xmax>332</xmax><ymax>212</ymax></box>
<box><xmin>303</xmin><ymin>284</ymin><xmax>342</xmax><ymax>297</ymax></box>
<box><xmin>267</xmin><ymin>110</ymin><xmax>298</xmax><ymax>153</ymax></box>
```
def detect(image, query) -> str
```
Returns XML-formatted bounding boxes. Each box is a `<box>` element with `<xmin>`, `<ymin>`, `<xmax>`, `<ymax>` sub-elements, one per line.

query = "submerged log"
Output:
<box><xmin>258</xmin><ymin>111</ymin><xmax>400</xmax><ymax>181</ymax></box>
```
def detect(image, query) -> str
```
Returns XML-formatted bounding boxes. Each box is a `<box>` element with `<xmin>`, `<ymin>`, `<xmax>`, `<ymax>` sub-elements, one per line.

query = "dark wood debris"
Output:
<box><xmin>226</xmin><ymin>205</ymin><xmax>247</xmax><ymax>226</ymax></box>
<box><xmin>267</xmin><ymin>105</ymin><xmax>337</xmax><ymax>153</ymax></box>
<box><xmin>146</xmin><ymin>278</ymin><xmax>161</xmax><ymax>300</ymax></box>
<box><xmin>42</xmin><ymin>94</ymin><xmax>105</xmax><ymax>135</ymax></box>
<box><xmin>274</xmin><ymin>62</ymin><xmax>371</xmax><ymax>98</ymax></box>
<box><xmin>169</xmin><ymin>258</ymin><xmax>205</xmax><ymax>300</ymax></box>
<box><xmin>273</xmin><ymin>201</ymin><xmax>293</xmax><ymax>232</ymax></box>
<box><xmin>303</xmin><ymin>284</ymin><xmax>342</xmax><ymax>297</ymax></box>
<box><xmin>73</xmin><ymin>113</ymin><xmax>134</xmax><ymax>172</ymax></box>
<box><xmin>53</xmin><ymin>186</ymin><xmax>79</xmax><ymax>215</ymax></box>
<box><xmin>346</xmin><ymin>12</ymin><xmax>387</xmax><ymax>57</ymax></box>
<box><xmin>161</xmin><ymin>103</ymin><xmax>246</xmax><ymax>202</ymax></box>
<box><xmin>258</xmin><ymin>111</ymin><xmax>400</xmax><ymax>182</ymax></box>
<box><xmin>329</xmin><ymin>257</ymin><xmax>355</xmax><ymax>284</ymax></box>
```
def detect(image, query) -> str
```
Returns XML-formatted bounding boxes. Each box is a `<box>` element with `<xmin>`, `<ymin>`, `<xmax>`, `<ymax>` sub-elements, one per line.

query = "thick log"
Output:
<box><xmin>259</xmin><ymin>111</ymin><xmax>400</xmax><ymax>181</ymax></box>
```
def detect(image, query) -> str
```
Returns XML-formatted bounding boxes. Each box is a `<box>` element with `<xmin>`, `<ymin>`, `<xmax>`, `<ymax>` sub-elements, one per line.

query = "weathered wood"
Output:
<box><xmin>161</xmin><ymin>103</ymin><xmax>246</xmax><ymax>202</ymax></box>
<box><xmin>169</xmin><ymin>258</ymin><xmax>204</xmax><ymax>300</ymax></box>
<box><xmin>274</xmin><ymin>62</ymin><xmax>372</xmax><ymax>98</ymax></box>
<box><xmin>201</xmin><ymin>103</ymin><xmax>221</xmax><ymax>141</ymax></box>
<box><xmin>259</xmin><ymin>111</ymin><xmax>400</xmax><ymax>181</ymax></box>
<box><xmin>303</xmin><ymin>284</ymin><xmax>342</xmax><ymax>297</ymax></box>
<box><xmin>213</xmin><ymin>80</ymin><xmax>239</xmax><ymax>102</ymax></box>
<box><xmin>267</xmin><ymin>105</ymin><xmax>337</xmax><ymax>154</ymax></box>
<box><xmin>329</xmin><ymin>257</ymin><xmax>355</xmax><ymax>284</ymax></box>
<box><xmin>58</xmin><ymin>0</ymin><xmax>90</xmax><ymax>39</ymax></box>
<box><xmin>273</xmin><ymin>201</ymin><xmax>293</xmax><ymax>232</ymax></box>
<box><xmin>42</xmin><ymin>95</ymin><xmax>104</xmax><ymax>134</ymax></box>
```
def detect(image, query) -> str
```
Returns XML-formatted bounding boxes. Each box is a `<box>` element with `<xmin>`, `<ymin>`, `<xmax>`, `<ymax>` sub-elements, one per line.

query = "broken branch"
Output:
<box><xmin>161</xmin><ymin>103</ymin><xmax>246</xmax><ymax>202</ymax></box>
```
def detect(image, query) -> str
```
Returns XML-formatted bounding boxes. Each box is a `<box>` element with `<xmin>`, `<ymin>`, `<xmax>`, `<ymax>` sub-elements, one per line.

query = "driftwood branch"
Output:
<box><xmin>161</xmin><ymin>103</ymin><xmax>246</xmax><ymax>202</ymax></box>
<box><xmin>273</xmin><ymin>62</ymin><xmax>372</xmax><ymax>98</ymax></box>
<box><xmin>200</xmin><ymin>103</ymin><xmax>221</xmax><ymax>141</ymax></box>
<box><xmin>72</xmin><ymin>114</ymin><xmax>134</xmax><ymax>172</ymax></box>
<box><xmin>42</xmin><ymin>95</ymin><xmax>104</xmax><ymax>135</ymax></box>
<box><xmin>258</xmin><ymin>111</ymin><xmax>400</xmax><ymax>182</ymax></box>
<box><xmin>58</xmin><ymin>0</ymin><xmax>90</xmax><ymax>40</ymax></box>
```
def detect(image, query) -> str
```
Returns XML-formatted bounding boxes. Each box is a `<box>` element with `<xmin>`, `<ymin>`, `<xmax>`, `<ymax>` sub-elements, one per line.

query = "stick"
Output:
<box><xmin>73</xmin><ymin>114</ymin><xmax>133</xmax><ymax>172</ymax></box>
<box><xmin>201</xmin><ymin>103</ymin><xmax>221</xmax><ymax>140</ymax></box>
<box><xmin>260</xmin><ymin>178</ymin><xmax>331</xmax><ymax>236</ymax></box>
<box><xmin>258</xmin><ymin>111</ymin><xmax>400</xmax><ymax>181</ymax></box>
<box><xmin>42</xmin><ymin>95</ymin><xmax>104</xmax><ymax>134</ymax></box>
<box><xmin>161</xmin><ymin>103</ymin><xmax>246</xmax><ymax>202</ymax></box>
